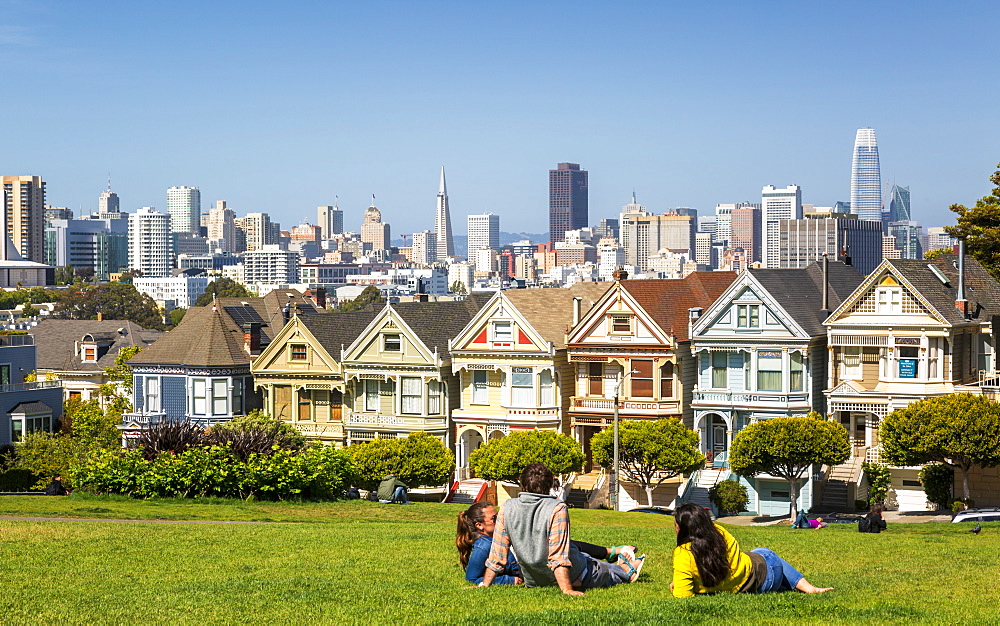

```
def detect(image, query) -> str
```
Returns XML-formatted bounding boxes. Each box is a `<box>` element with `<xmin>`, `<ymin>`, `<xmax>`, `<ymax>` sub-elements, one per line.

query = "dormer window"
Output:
<box><xmin>383</xmin><ymin>334</ymin><xmax>402</xmax><ymax>352</ymax></box>
<box><xmin>610</xmin><ymin>314</ymin><xmax>631</xmax><ymax>334</ymax></box>
<box><xmin>289</xmin><ymin>344</ymin><xmax>308</xmax><ymax>361</ymax></box>
<box><xmin>876</xmin><ymin>287</ymin><xmax>902</xmax><ymax>314</ymax></box>
<box><xmin>492</xmin><ymin>321</ymin><xmax>513</xmax><ymax>342</ymax></box>
<box><xmin>82</xmin><ymin>346</ymin><xmax>97</xmax><ymax>362</ymax></box>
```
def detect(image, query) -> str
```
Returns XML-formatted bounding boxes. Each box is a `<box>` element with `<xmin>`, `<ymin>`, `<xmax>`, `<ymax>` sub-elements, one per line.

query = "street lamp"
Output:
<box><xmin>610</xmin><ymin>367</ymin><xmax>640</xmax><ymax>512</ymax></box>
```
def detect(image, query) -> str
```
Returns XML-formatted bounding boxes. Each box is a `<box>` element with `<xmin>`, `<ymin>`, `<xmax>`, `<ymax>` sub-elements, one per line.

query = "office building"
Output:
<box><xmin>926</xmin><ymin>227</ymin><xmax>956</xmax><ymax>253</ymax></box>
<box><xmin>850</xmin><ymin>128</ymin><xmax>882</xmax><ymax>222</ymax></box>
<box><xmin>166</xmin><ymin>186</ymin><xmax>201</xmax><ymax>235</ymax></box>
<box><xmin>695</xmin><ymin>232</ymin><xmax>715</xmax><ymax>268</ymax></box>
<box><xmin>45</xmin><ymin>216</ymin><xmax>129</xmax><ymax>281</ymax></box>
<box><xmin>468</xmin><ymin>212</ymin><xmax>500</xmax><ymax>254</ymax></box>
<box><xmin>237</xmin><ymin>212</ymin><xmax>274</xmax><ymax>251</ymax></box>
<box><xmin>448</xmin><ymin>261</ymin><xmax>475</xmax><ymax>293</ymax></box>
<box><xmin>99</xmin><ymin>181</ymin><xmax>120</xmax><ymax>216</ymax></box>
<box><xmin>433</xmin><ymin>167</ymin><xmax>455</xmax><ymax>260</ymax></box>
<box><xmin>2</xmin><ymin>175</ymin><xmax>45</xmax><ymax>262</ymax></box>
<box><xmin>882</xmin><ymin>234</ymin><xmax>901</xmax><ymax>260</ymax></box>
<box><xmin>134</xmin><ymin>275</ymin><xmax>214</xmax><ymax>309</ymax></box>
<box><xmin>715</xmin><ymin>204</ymin><xmax>734</xmax><ymax>243</ymax></box>
<box><xmin>730</xmin><ymin>205</ymin><xmax>762</xmax><ymax>264</ymax></box>
<box><xmin>596</xmin><ymin>217</ymin><xmax>619</xmax><ymax>239</ymax></box>
<box><xmin>620</xmin><ymin>207</ymin><xmax>696</xmax><ymax>272</ymax></box>
<box><xmin>889</xmin><ymin>184</ymin><xmax>911</xmax><ymax>223</ymax></box>
<box><xmin>361</xmin><ymin>204</ymin><xmax>390</xmax><ymax>251</ymax></box>
<box><xmin>777</xmin><ymin>213</ymin><xmax>882</xmax><ymax>276</ymax></box>
<box><xmin>699</xmin><ymin>216</ymin><xmax>717</xmax><ymax>238</ymax></box>
<box><xmin>549</xmin><ymin>163</ymin><xmax>588</xmax><ymax>244</ymax></box>
<box><xmin>128</xmin><ymin>208</ymin><xmax>171</xmax><ymax>278</ymax></box>
<box><xmin>317</xmin><ymin>205</ymin><xmax>344</xmax><ymax>239</ymax></box>
<box><xmin>888</xmin><ymin>221</ymin><xmax>923</xmax><ymax>259</ymax></box>
<box><xmin>411</xmin><ymin>230</ymin><xmax>437</xmax><ymax>265</ymax></box>
<box><xmin>597</xmin><ymin>236</ymin><xmax>625</xmax><ymax>280</ymax></box>
<box><xmin>44</xmin><ymin>206</ymin><xmax>73</xmax><ymax>227</ymax></box>
<box><xmin>206</xmin><ymin>201</ymin><xmax>238</xmax><ymax>252</ymax></box>
<box><xmin>761</xmin><ymin>185</ymin><xmax>802</xmax><ymax>268</ymax></box>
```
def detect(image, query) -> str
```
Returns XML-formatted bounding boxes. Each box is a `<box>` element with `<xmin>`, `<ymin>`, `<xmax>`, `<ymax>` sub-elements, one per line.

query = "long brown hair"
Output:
<box><xmin>674</xmin><ymin>503</ymin><xmax>731</xmax><ymax>588</ymax></box>
<box><xmin>456</xmin><ymin>502</ymin><xmax>493</xmax><ymax>568</ymax></box>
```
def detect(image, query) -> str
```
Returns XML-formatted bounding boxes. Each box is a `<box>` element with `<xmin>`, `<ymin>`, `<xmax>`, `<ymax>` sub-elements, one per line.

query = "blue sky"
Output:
<box><xmin>3</xmin><ymin>1</ymin><xmax>997</xmax><ymax>237</ymax></box>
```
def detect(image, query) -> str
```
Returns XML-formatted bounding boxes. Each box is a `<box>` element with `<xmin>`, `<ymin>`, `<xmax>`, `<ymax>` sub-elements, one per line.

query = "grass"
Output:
<box><xmin>1</xmin><ymin>495</ymin><xmax>998</xmax><ymax>624</ymax></box>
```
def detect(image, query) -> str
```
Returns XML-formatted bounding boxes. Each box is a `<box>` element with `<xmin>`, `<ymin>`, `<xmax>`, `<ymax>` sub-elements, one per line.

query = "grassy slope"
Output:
<box><xmin>1</xmin><ymin>496</ymin><xmax>997</xmax><ymax>624</ymax></box>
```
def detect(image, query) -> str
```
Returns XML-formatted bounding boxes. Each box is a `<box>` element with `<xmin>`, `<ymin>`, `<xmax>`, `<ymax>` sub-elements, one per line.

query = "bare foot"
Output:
<box><xmin>796</xmin><ymin>578</ymin><xmax>834</xmax><ymax>594</ymax></box>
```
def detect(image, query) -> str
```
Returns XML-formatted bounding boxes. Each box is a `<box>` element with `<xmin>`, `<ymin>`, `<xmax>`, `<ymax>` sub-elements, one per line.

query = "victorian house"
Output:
<box><xmin>252</xmin><ymin>307</ymin><xmax>378</xmax><ymax>446</ymax></box>
<box><xmin>0</xmin><ymin>331</ymin><xmax>63</xmax><ymax>446</ymax></box>
<box><xmin>122</xmin><ymin>290</ymin><xmax>320</xmax><ymax>440</ymax></box>
<box><xmin>565</xmin><ymin>272</ymin><xmax>736</xmax><ymax>468</ymax></box>
<box><xmin>688</xmin><ymin>260</ymin><xmax>863</xmax><ymax>515</ymax></box>
<box><xmin>824</xmin><ymin>254</ymin><xmax>1000</xmax><ymax>510</ymax></box>
<box><xmin>339</xmin><ymin>298</ymin><xmax>489</xmax><ymax>446</ymax></box>
<box><xmin>449</xmin><ymin>283</ymin><xmax>608</xmax><ymax>478</ymax></box>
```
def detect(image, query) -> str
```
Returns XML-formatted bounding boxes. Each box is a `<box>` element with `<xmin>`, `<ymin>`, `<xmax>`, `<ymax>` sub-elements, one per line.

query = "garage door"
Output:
<box><xmin>891</xmin><ymin>469</ymin><xmax>930</xmax><ymax>511</ymax></box>
<box><xmin>758</xmin><ymin>480</ymin><xmax>792</xmax><ymax>517</ymax></box>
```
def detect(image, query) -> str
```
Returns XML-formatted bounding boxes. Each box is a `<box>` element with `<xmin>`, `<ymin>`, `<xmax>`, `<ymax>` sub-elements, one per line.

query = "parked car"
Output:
<box><xmin>627</xmin><ymin>506</ymin><xmax>673</xmax><ymax>515</ymax></box>
<box><xmin>952</xmin><ymin>507</ymin><xmax>1000</xmax><ymax>523</ymax></box>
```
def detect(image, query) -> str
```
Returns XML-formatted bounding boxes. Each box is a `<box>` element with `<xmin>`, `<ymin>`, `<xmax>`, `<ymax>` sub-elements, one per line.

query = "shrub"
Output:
<box><xmin>13</xmin><ymin>432</ymin><xmax>84</xmax><ymax>489</ymax></box>
<box><xmin>206</xmin><ymin>411</ymin><xmax>306</xmax><ymax>460</ymax></box>
<box><xmin>861</xmin><ymin>461</ymin><xmax>892</xmax><ymax>505</ymax></box>
<box><xmin>468</xmin><ymin>430</ymin><xmax>584</xmax><ymax>483</ymax></box>
<box><xmin>134</xmin><ymin>420</ymin><xmax>206</xmax><ymax>459</ymax></box>
<box><xmin>950</xmin><ymin>497</ymin><xmax>975</xmax><ymax>513</ymax></box>
<box><xmin>854</xmin><ymin>499</ymin><xmax>869</xmax><ymax>511</ymax></box>
<box><xmin>349</xmin><ymin>432</ymin><xmax>454</xmax><ymax>489</ymax></box>
<box><xmin>919</xmin><ymin>463</ymin><xmax>955</xmax><ymax>510</ymax></box>
<box><xmin>708</xmin><ymin>479</ymin><xmax>749</xmax><ymax>515</ymax></box>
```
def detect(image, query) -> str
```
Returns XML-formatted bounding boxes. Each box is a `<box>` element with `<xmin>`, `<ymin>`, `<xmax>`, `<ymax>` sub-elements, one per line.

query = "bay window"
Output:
<box><xmin>540</xmin><ymin>369</ymin><xmax>554</xmax><ymax>405</ymax></box>
<box><xmin>790</xmin><ymin>352</ymin><xmax>804</xmax><ymax>391</ymax></box>
<box><xmin>630</xmin><ymin>360</ymin><xmax>653</xmax><ymax>398</ymax></box>
<box><xmin>401</xmin><ymin>377</ymin><xmax>423</xmax><ymax>414</ymax></box>
<box><xmin>756</xmin><ymin>351</ymin><xmax>783</xmax><ymax>391</ymax></box>
<box><xmin>511</xmin><ymin>367</ymin><xmax>534</xmax><ymax>406</ymax></box>
<box><xmin>472</xmin><ymin>371</ymin><xmax>489</xmax><ymax>404</ymax></box>
<box><xmin>364</xmin><ymin>380</ymin><xmax>381</xmax><ymax>411</ymax></box>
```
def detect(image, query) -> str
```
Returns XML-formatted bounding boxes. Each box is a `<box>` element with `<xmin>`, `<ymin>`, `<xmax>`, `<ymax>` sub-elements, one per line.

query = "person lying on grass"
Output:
<box><xmin>478</xmin><ymin>463</ymin><xmax>645</xmax><ymax>596</ymax></box>
<box><xmin>671</xmin><ymin>503</ymin><xmax>834</xmax><ymax>597</ymax></box>
<box><xmin>457</xmin><ymin>500</ymin><xmax>638</xmax><ymax>586</ymax></box>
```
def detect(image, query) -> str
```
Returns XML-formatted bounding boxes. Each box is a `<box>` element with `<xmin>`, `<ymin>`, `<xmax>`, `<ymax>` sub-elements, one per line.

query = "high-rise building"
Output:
<box><xmin>761</xmin><ymin>185</ymin><xmax>802</xmax><ymax>268</ymax></box>
<box><xmin>620</xmin><ymin>211</ymin><xmax>696</xmax><ymax>272</ymax></box>
<box><xmin>206</xmin><ymin>201</ymin><xmax>237</xmax><ymax>252</ymax></box>
<box><xmin>166</xmin><ymin>186</ymin><xmax>201</xmax><ymax>235</ymax></box>
<box><xmin>850</xmin><ymin>128</ymin><xmax>882</xmax><ymax>222</ymax></box>
<box><xmin>411</xmin><ymin>230</ymin><xmax>437</xmax><ymax>265</ymax></box>
<box><xmin>467</xmin><ymin>212</ymin><xmax>500</xmax><ymax>254</ymax></box>
<box><xmin>596</xmin><ymin>218</ymin><xmax>620</xmax><ymax>239</ymax></box>
<box><xmin>237</xmin><ymin>212</ymin><xmax>274</xmax><ymax>251</ymax></box>
<box><xmin>597</xmin><ymin>236</ymin><xmax>625</xmax><ymax>281</ymax></box>
<box><xmin>45</xmin><ymin>216</ymin><xmax>129</xmax><ymax>280</ymax></box>
<box><xmin>317</xmin><ymin>204</ymin><xmax>344</xmax><ymax>239</ymax></box>
<box><xmin>2</xmin><ymin>175</ymin><xmax>46</xmax><ymax>262</ymax></box>
<box><xmin>361</xmin><ymin>204</ymin><xmax>390</xmax><ymax>251</ymax></box>
<box><xmin>694</xmin><ymin>232</ymin><xmax>715</xmax><ymax>268</ymax></box>
<box><xmin>243</xmin><ymin>245</ymin><xmax>299</xmax><ymax>286</ymax></box>
<box><xmin>99</xmin><ymin>180</ymin><xmax>120</xmax><ymax>216</ymax></box>
<box><xmin>888</xmin><ymin>221</ymin><xmax>923</xmax><ymax>259</ymax></box>
<box><xmin>889</xmin><ymin>184</ymin><xmax>911</xmax><ymax>223</ymax></box>
<box><xmin>730</xmin><ymin>205</ymin><xmax>762</xmax><ymax>264</ymax></box>
<box><xmin>549</xmin><ymin>163</ymin><xmax>588</xmax><ymax>244</ymax></box>
<box><xmin>44</xmin><ymin>206</ymin><xmax>73</xmax><ymax>227</ymax></box>
<box><xmin>777</xmin><ymin>213</ymin><xmax>882</xmax><ymax>276</ymax></box>
<box><xmin>128</xmin><ymin>207</ymin><xmax>171</xmax><ymax>278</ymax></box>
<box><xmin>926</xmin><ymin>227</ymin><xmax>956</xmax><ymax>253</ymax></box>
<box><xmin>434</xmin><ymin>167</ymin><xmax>454</xmax><ymax>260</ymax></box>
<box><xmin>714</xmin><ymin>204</ymin><xmax>734</xmax><ymax>243</ymax></box>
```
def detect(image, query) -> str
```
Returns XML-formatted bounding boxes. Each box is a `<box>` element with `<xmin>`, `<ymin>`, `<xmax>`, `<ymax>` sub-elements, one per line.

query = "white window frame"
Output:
<box><xmin>842</xmin><ymin>346</ymin><xmax>862</xmax><ymax>380</ymax></box>
<box><xmin>471</xmin><ymin>371</ymin><xmax>489</xmax><ymax>405</ymax></box>
<box><xmin>539</xmin><ymin>369</ymin><xmax>554</xmax><ymax>406</ymax></box>
<box><xmin>364</xmin><ymin>380</ymin><xmax>381</xmax><ymax>412</ymax></box>
<box><xmin>492</xmin><ymin>321</ymin><xmax>513</xmax><ymax>342</ymax></box>
<box><xmin>193</xmin><ymin>378</ymin><xmax>208</xmax><ymax>415</ymax></box>
<box><xmin>876</xmin><ymin>287</ymin><xmax>902</xmax><ymax>314</ymax></box>
<box><xmin>401</xmin><ymin>377</ymin><xmax>423</xmax><ymax>415</ymax></box>
<box><xmin>145</xmin><ymin>376</ymin><xmax>161</xmax><ymax>413</ymax></box>
<box><xmin>510</xmin><ymin>367</ymin><xmax>535</xmax><ymax>407</ymax></box>
<box><xmin>609</xmin><ymin>314</ymin><xmax>631</xmax><ymax>334</ymax></box>
<box><xmin>428</xmin><ymin>380</ymin><xmax>441</xmax><ymax>415</ymax></box>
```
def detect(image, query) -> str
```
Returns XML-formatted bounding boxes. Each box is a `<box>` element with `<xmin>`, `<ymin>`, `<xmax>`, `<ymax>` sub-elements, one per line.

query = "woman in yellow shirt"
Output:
<box><xmin>671</xmin><ymin>503</ymin><xmax>834</xmax><ymax>597</ymax></box>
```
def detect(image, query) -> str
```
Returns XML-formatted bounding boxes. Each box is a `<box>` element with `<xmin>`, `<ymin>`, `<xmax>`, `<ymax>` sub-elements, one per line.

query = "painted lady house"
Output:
<box><xmin>688</xmin><ymin>259</ymin><xmax>863</xmax><ymax>516</ymax></box>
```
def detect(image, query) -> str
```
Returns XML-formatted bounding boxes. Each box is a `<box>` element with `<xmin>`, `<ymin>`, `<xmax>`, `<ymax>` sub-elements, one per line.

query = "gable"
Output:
<box><xmin>451</xmin><ymin>294</ymin><xmax>550</xmax><ymax>353</ymax></box>
<box><xmin>696</xmin><ymin>285</ymin><xmax>797</xmax><ymax>338</ymax></box>
<box><xmin>342</xmin><ymin>308</ymin><xmax>436</xmax><ymax>364</ymax></box>
<box><xmin>833</xmin><ymin>270</ymin><xmax>943</xmax><ymax>323</ymax></box>
<box><xmin>568</xmin><ymin>286</ymin><xmax>671</xmax><ymax>346</ymax></box>
<box><xmin>251</xmin><ymin>318</ymin><xmax>339</xmax><ymax>374</ymax></box>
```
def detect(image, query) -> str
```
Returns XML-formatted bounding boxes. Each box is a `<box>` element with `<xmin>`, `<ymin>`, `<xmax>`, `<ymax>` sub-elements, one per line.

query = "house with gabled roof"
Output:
<box><xmin>340</xmin><ymin>297</ymin><xmax>490</xmax><ymax>445</ymax></box>
<box><xmin>565</xmin><ymin>271</ymin><xmax>736</xmax><ymax>478</ymax></box>
<box><xmin>251</xmin><ymin>307</ymin><xmax>378</xmax><ymax>446</ymax></box>
<box><xmin>824</xmin><ymin>254</ymin><xmax>1000</xmax><ymax>510</ymax></box>
<box><xmin>28</xmin><ymin>320</ymin><xmax>163</xmax><ymax>405</ymax></box>
<box><xmin>121</xmin><ymin>290</ymin><xmax>321</xmax><ymax>440</ymax></box>
<box><xmin>448</xmin><ymin>283</ymin><xmax>608</xmax><ymax>478</ymax></box>
<box><xmin>688</xmin><ymin>260</ymin><xmax>863</xmax><ymax>515</ymax></box>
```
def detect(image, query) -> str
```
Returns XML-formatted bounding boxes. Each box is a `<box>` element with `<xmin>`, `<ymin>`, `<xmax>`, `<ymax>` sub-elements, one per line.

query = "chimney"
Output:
<box><xmin>244</xmin><ymin>322</ymin><xmax>262</xmax><ymax>356</ymax></box>
<box><xmin>612</xmin><ymin>266</ymin><xmax>628</xmax><ymax>281</ymax></box>
<box><xmin>688</xmin><ymin>307</ymin><xmax>703</xmax><ymax>341</ymax></box>
<box><xmin>314</xmin><ymin>287</ymin><xmax>327</xmax><ymax>309</ymax></box>
<box><xmin>416</xmin><ymin>293</ymin><xmax>428</xmax><ymax>303</ymax></box>
<box><xmin>956</xmin><ymin>240</ymin><xmax>969</xmax><ymax>318</ymax></box>
<box><xmin>820</xmin><ymin>254</ymin><xmax>830</xmax><ymax>313</ymax></box>
<box><xmin>572</xmin><ymin>297</ymin><xmax>582</xmax><ymax>326</ymax></box>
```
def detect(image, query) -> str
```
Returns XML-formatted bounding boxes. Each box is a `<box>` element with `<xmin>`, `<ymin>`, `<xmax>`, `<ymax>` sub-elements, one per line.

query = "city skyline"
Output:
<box><xmin>4</xmin><ymin>2</ymin><xmax>997</xmax><ymax>234</ymax></box>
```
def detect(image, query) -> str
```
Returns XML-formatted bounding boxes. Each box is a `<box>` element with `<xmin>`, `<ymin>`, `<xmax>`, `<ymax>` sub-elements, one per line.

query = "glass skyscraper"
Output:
<box><xmin>889</xmin><ymin>184</ymin><xmax>911</xmax><ymax>222</ymax></box>
<box><xmin>850</xmin><ymin>128</ymin><xmax>882</xmax><ymax>222</ymax></box>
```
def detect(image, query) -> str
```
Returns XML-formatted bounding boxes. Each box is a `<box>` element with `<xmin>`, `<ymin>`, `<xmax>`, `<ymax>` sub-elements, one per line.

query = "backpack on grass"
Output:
<box><xmin>857</xmin><ymin>516</ymin><xmax>871</xmax><ymax>533</ymax></box>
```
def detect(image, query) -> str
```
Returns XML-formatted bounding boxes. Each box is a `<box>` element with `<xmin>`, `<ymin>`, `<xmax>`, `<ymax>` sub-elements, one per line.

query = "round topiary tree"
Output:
<box><xmin>708</xmin><ymin>479</ymin><xmax>749</xmax><ymax>516</ymax></box>
<box><xmin>468</xmin><ymin>430</ymin><xmax>584</xmax><ymax>483</ymax></box>
<box><xmin>349</xmin><ymin>432</ymin><xmax>454</xmax><ymax>489</ymax></box>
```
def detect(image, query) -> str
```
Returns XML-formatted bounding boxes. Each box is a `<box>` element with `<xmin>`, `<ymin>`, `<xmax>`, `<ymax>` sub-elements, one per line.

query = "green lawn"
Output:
<box><xmin>1</xmin><ymin>496</ymin><xmax>996</xmax><ymax>624</ymax></box>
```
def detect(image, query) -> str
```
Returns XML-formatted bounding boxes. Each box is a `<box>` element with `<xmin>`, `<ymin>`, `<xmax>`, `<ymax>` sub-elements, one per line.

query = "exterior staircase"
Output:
<box><xmin>567</xmin><ymin>471</ymin><xmax>601</xmax><ymax>508</ymax></box>
<box><xmin>688</xmin><ymin>467</ymin><xmax>727</xmax><ymax>511</ymax></box>
<box><xmin>817</xmin><ymin>457</ymin><xmax>863</xmax><ymax>512</ymax></box>
<box><xmin>447</xmin><ymin>479</ymin><xmax>487</xmax><ymax>505</ymax></box>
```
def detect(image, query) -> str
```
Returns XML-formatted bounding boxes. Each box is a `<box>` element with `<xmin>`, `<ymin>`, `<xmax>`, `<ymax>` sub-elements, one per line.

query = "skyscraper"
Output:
<box><xmin>207</xmin><ymin>201</ymin><xmax>237</xmax><ymax>252</ymax></box>
<box><xmin>850</xmin><ymin>128</ymin><xmax>882</xmax><ymax>222</ymax></box>
<box><xmin>778</xmin><ymin>213</ymin><xmax>882</xmax><ymax>276</ymax></box>
<box><xmin>467</xmin><ymin>212</ymin><xmax>500</xmax><ymax>253</ymax></box>
<box><xmin>99</xmin><ymin>179</ymin><xmax>120</xmax><ymax>216</ymax></box>
<box><xmin>761</xmin><ymin>185</ymin><xmax>802</xmax><ymax>268</ymax></box>
<box><xmin>2</xmin><ymin>175</ymin><xmax>45</xmax><ymax>262</ymax></box>
<box><xmin>317</xmin><ymin>204</ymin><xmax>344</xmax><ymax>239</ymax></box>
<box><xmin>889</xmin><ymin>184</ymin><xmax>911</xmax><ymax>222</ymax></box>
<box><xmin>549</xmin><ymin>163</ymin><xmax>588</xmax><ymax>244</ymax></box>
<box><xmin>361</xmin><ymin>204</ymin><xmax>390</xmax><ymax>251</ymax></box>
<box><xmin>166</xmin><ymin>186</ymin><xmax>201</xmax><ymax>235</ymax></box>
<box><xmin>730</xmin><ymin>205</ymin><xmax>762</xmax><ymax>264</ymax></box>
<box><xmin>237</xmin><ymin>212</ymin><xmax>274</xmax><ymax>251</ymax></box>
<box><xmin>128</xmin><ymin>207</ymin><xmax>171</xmax><ymax>278</ymax></box>
<box><xmin>434</xmin><ymin>167</ymin><xmax>454</xmax><ymax>260</ymax></box>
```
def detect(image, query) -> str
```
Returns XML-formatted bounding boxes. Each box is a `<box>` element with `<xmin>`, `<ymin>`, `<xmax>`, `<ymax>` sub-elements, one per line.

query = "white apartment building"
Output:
<box><xmin>475</xmin><ymin>248</ymin><xmax>498</xmax><ymax>274</ymax></box>
<box><xmin>166</xmin><ymin>186</ymin><xmax>201</xmax><ymax>235</ymax></box>
<box><xmin>237</xmin><ymin>212</ymin><xmax>274</xmax><ymax>251</ymax></box>
<box><xmin>206</xmin><ymin>201</ymin><xmax>237</xmax><ymax>252</ymax></box>
<box><xmin>448</xmin><ymin>261</ymin><xmax>475</xmax><ymax>294</ymax></box>
<box><xmin>761</xmin><ymin>185</ymin><xmax>802</xmax><ymax>268</ymax></box>
<box><xmin>597</xmin><ymin>236</ymin><xmax>625</xmax><ymax>280</ymax></box>
<box><xmin>467</xmin><ymin>212</ymin><xmax>499</xmax><ymax>253</ymax></box>
<box><xmin>128</xmin><ymin>208</ymin><xmax>171</xmax><ymax>278</ymax></box>
<box><xmin>695</xmin><ymin>232</ymin><xmax>715</xmax><ymax>268</ymax></box>
<box><xmin>411</xmin><ymin>230</ymin><xmax>437</xmax><ymax>265</ymax></box>
<box><xmin>346</xmin><ymin>267</ymin><xmax>449</xmax><ymax>295</ymax></box>
<box><xmin>134</xmin><ymin>275</ymin><xmax>215</xmax><ymax>308</ymax></box>
<box><xmin>242</xmin><ymin>245</ymin><xmax>298</xmax><ymax>285</ymax></box>
<box><xmin>317</xmin><ymin>205</ymin><xmax>344</xmax><ymax>239</ymax></box>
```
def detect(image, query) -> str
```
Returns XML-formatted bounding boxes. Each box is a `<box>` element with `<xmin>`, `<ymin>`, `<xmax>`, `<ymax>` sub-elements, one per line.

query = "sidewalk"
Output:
<box><xmin>717</xmin><ymin>510</ymin><xmax>953</xmax><ymax>526</ymax></box>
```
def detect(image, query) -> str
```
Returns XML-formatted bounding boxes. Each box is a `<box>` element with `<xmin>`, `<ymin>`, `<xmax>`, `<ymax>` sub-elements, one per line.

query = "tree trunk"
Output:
<box><xmin>788</xmin><ymin>477</ymin><xmax>798</xmax><ymax>520</ymax></box>
<box><xmin>961</xmin><ymin>464</ymin><xmax>971</xmax><ymax>500</ymax></box>
<box><xmin>644</xmin><ymin>484</ymin><xmax>655</xmax><ymax>507</ymax></box>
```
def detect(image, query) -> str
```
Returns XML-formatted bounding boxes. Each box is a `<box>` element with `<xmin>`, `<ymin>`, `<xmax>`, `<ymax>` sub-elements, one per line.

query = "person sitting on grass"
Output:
<box><xmin>457</xmin><ymin>501</ymin><xmax>639</xmax><ymax>586</ymax></box>
<box><xmin>858</xmin><ymin>503</ymin><xmax>887</xmax><ymax>533</ymax></box>
<box><xmin>793</xmin><ymin>510</ymin><xmax>827</xmax><ymax>529</ymax></box>
<box><xmin>45</xmin><ymin>475</ymin><xmax>70</xmax><ymax>496</ymax></box>
<box><xmin>377</xmin><ymin>474</ymin><xmax>411</xmax><ymax>504</ymax></box>
<box><xmin>671</xmin><ymin>503</ymin><xmax>834</xmax><ymax>597</ymax></box>
<box><xmin>478</xmin><ymin>463</ymin><xmax>645</xmax><ymax>596</ymax></box>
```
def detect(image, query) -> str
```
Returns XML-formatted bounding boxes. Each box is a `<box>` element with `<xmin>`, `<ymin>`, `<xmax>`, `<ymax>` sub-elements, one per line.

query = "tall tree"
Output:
<box><xmin>728</xmin><ymin>413</ymin><xmax>850</xmax><ymax>517</ymax></box>
<box><xmin>590</xmin><ymin>418</ymin><xmax>704</xmax><ymax>507</ymax></box>
<box><xmin>338</xmin><ymin>285</ymin><xmax>385</xmax><ymax>312</ymax></box>
<box><xmin>946</xmin><ymin>163</ymin><xmax>1000</xmax><ymax>279</ymax></box>
<box><xmin>52</xmin><ymin>283</ymin><xmax>165</xmax><ymax>330</ymax></box>
<box><xmin>881</xmin><ymin>393</ymin><xmax>1000</xmax><ymax>500</ymax></box>
<box><xmin>193</xmin><ymin>278</ymin><xmax>253</xmax><ymax>307</ymax></box>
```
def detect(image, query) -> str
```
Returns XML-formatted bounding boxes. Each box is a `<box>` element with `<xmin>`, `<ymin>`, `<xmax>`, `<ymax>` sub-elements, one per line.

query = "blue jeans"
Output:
<box><xmin>751</xmin><ymin>548</ymin><xmax>804</xmax><ymax>593</ymax></box>
<box><xmin>391</xmin><ymin>486</ymin><xmax>409</xmax><ymax>504</ymax></box>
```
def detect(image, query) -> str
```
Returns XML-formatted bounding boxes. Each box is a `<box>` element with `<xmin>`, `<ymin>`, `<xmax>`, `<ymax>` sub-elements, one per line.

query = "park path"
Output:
<box><xmin>0</xmin><ymin>516</ymin><xmax>300</xmax><ymax>525</ymax></box>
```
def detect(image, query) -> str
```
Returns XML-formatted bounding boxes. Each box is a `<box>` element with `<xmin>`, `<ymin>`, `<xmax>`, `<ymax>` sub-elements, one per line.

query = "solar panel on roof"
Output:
<box><xmin>224</xmin><ymin>306</ymin><xmax>267</xmax><ymax>327</ymax></box>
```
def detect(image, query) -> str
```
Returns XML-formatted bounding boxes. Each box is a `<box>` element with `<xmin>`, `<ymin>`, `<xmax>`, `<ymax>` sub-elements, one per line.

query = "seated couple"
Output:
<box><xmin>456</xmin><ymin>463</ymin><xmax>645</xmax><ymax>596</ymax></box>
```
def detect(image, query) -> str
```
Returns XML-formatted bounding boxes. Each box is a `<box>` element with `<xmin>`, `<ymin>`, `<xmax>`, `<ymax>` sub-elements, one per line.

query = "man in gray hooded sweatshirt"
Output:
<box><xmin>479</xmin><ymin>463</ymin><xmax>643</xmax><ymax>596</ymax></box>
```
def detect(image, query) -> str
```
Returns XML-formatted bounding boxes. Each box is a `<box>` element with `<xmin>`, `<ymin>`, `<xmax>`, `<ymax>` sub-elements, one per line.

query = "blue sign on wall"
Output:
<box><xmin>899</xmin><ymin>359</ymin><xmax>917</xmax><ymax>378</ymax></box>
